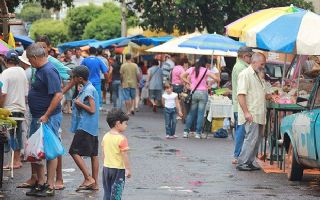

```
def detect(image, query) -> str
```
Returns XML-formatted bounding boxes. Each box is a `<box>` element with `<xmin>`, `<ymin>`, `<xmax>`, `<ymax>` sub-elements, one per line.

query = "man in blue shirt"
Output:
<box><xmin>23</xmin><ymin>43</ymin><xmax>63</xmax><ymax>197</ymax></box>
<box><xmin>81</xmin><ymin>47</ymin><xmax>108</xmax><ymax>108</ymax></box>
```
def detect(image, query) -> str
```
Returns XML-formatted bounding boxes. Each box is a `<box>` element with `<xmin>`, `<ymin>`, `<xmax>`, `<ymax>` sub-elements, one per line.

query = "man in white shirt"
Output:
<box><xmin>0</xmin><ymin>50</ymin><xmax>28</xmax><ymax>169</ymax></box>
<box><xmin>236</xmin><ymin>52</ymin><xmax>271</xmax><ymax>171</ymax></box>
<box><xmin>71</xmin><ymin>47</ymin><xmax>84</xmax><ymax>66</ymax></box>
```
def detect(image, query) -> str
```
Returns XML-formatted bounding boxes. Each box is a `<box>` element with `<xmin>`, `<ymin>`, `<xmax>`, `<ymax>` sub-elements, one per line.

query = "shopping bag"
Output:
<box><xmin>24</xmin><ymin>123</ymin><xmax>45</xmax><ymax>162</ymax></box>
<box><xmin>43</xmin><ymin>124</ymin><xmax>65</xmax><ymax>160</ymax></box>
<box><xmin>141</xmin><ymin>86</ymin><xmax>149</xmax><ymax>99</ymax></box>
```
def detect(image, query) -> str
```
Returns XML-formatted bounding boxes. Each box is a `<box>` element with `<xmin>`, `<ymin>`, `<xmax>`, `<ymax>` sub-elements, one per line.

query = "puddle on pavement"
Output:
<box><xmin>150</xmin><ymin>136</ymin><xmax>163</xmax><ymax>141</ymax></box>
<box><xmin>253</xmin><ymin>185</ymin><xmax>273</xmax><ymax>190</ymax></box>
<box><xmin>62</xmin><ymin>168</ymin><xmax>76</xmax><ymax>173</ymax></box>
<box><xmin>132</xmin><ymin>135</ymin><xmax>148</xmax><ymax>139</ymax></box>
<box><xmin>188</xmin><ymin>180</ymin><xmax>205</xmax><ymax>186</ymax></box>
<box><xmin>136</xmin><ymin>187</ymin><xmax>149</xmax><ymax>190</ymax></box>
<box><xmin>156</xmin><ymin>148</ymin><xmax>181</xmax><ymax>156</ymax></box>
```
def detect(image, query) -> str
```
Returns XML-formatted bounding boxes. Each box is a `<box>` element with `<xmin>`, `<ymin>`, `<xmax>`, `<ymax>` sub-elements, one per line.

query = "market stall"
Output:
<box><xmin>262</xmin><ymin>55</ymin><xmax>319</xmax><ymax>167</ymax></box>
<box><xmin>0</xmin><ymin>109</ymin><xmax>17</xmax><ymax>188</ymax></box>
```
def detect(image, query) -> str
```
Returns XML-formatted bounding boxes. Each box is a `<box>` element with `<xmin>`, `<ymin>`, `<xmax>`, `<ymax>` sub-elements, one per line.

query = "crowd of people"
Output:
<box><xmin>0</xmin><ymin>31</ymin><xmax>275</xmax><ymax>199</ymax></box>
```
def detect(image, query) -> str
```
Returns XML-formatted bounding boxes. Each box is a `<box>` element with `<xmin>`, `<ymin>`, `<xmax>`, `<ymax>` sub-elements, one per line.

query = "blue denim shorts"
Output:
<box><xmin>29</xmin><ymin>112</ymin><xmax>62</xmax><ymax>138</ymax></box>
<box><xmin>122</xmin><ymin>88</ymin><xmax>136</xmax><ymax>101</ymax></box>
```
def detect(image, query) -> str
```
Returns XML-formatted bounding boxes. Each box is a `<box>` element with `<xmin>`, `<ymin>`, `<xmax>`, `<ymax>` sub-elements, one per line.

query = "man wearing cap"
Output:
<box><xmin>231</xmin><ymin>46</ymin><xmax>253</xmax><ymax>164</ymax></box>
<box><xmin>23</xmin><ymin>43</ymin><xmax>63</xmax><ymax>197</ymax></box>
<box><xmin>0</xmin><ymin>49</ymin><xmax>28</xmax><ymax>169</ymax></box>
<box><xmin>68</xmin><ymin>65</ymin><xmax>100</xmax><ymax>191</ymax></box>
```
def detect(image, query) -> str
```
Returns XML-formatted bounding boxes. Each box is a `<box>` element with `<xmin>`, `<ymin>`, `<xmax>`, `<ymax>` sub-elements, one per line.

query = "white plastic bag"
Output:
<box><xmin>141</xmin><ymin>86</ymin><xmax>149</xmax><ymax>99</ymax></box>
<box><xmin>24</xmin><ymin>123</ymin><xmax>45</xmax><ymax>162</ymax></box>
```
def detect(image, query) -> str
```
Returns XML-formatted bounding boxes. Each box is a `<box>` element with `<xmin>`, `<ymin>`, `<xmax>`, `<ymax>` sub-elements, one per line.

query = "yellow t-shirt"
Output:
<box><xmin>101</xmin><ymin>132</ymin><xmax>129</xmax><ymax>169</ymax></box>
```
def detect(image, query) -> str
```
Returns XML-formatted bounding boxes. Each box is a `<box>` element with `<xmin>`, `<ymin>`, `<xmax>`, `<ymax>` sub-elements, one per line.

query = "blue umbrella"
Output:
<box><xmin>178</xmin><ymin>33</ymin><xmax>245</xmax><ymax>52</ymax></box>
<box><xmin>14</xmin><ymin>35</ymin><xmax>34</xmax><ymax>48</ymax></box>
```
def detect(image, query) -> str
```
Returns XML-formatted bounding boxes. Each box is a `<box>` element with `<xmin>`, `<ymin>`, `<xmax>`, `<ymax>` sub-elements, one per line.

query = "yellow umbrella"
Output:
<box><xmin>225</xmin><ymin>5</ymin><xmax>300</xmax><ymax>42</ymax></box>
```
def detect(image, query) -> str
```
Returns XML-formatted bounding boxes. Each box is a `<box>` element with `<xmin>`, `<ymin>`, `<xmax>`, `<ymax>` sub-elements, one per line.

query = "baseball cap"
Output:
<box><xmin>237</xmin><ymin>46</ymin><xmax>254</xmax><ymax>54</ymax></box>
<box><xmin>5</xmin><ymin>49</ymin><xmax>19</xmax><ymax>60</ymax></box>
<box><xmin>68</xmin><ymin>65</ymin><xmax>89</xmax><ymax>80</ymax></box>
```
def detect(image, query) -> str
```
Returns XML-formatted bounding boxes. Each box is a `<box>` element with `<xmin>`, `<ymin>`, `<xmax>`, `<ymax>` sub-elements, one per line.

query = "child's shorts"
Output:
<box><xmin>102</xmin><ymin>167</ymin><xmax>125</xmax><ymax>200</ymax></box>
<box><xmin>69</xmin><ymin>129</ymin><xmax>98</xmax><ymax>157</ymax></box>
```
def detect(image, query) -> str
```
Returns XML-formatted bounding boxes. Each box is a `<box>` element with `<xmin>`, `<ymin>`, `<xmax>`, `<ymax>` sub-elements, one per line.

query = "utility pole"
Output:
<box><xmin>121</xmin><ymin>0</ymin><xmax>127</xmax><ymax>37</ymax></box>
<box><xmin>0</xmin><ymin>0</ymin><xmax>9</xmax><ymax>42</ymax></box>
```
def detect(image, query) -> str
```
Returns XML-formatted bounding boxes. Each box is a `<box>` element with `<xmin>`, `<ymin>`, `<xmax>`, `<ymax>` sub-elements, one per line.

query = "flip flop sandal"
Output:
<box><xmin>16</xmin><ymin>182</ymin><xmax>34</xmax><ymax>188</ymax></box>
<box><xmin>55</xmin><ymin>185</ymin><xmax>65</xmax><ymax>190</ymax></box>
<box><xmin>76</xmin><ymin>183</ymin><xmax>94</xmax><ymax>192</ymax></box>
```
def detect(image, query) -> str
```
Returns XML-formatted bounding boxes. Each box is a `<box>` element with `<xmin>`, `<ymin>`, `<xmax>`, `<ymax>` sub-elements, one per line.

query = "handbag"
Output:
<box><xmin>184</xmin><ymin>68</ymin><xmax>208</xmax><ymax>105</ymax></box>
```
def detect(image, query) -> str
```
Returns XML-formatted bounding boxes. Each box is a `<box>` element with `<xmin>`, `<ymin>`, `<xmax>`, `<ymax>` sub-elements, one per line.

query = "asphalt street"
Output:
<box><xmin>1</xmin><ymin>103</ymin><xmax>320</xmax><ymax>200</ymax></box>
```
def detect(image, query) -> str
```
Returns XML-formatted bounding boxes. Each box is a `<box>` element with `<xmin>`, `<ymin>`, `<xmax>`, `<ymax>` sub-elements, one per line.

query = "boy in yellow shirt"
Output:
<box><xmin>102</xmin><ymin>109</ymin><xmax>131</xmax><ymax>200</ymax></box>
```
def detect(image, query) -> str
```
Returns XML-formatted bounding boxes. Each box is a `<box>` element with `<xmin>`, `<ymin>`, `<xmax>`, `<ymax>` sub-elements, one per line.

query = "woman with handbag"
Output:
<box><xmin>180</xmin><ymin>56</ymin><xmax>220</xmax><ymax>139</ymax></box>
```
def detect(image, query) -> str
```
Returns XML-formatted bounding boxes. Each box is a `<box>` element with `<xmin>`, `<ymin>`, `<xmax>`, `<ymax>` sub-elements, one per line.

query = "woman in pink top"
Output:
<box><xmin>180</xmin><ymin>56</ymin><xmax>220</xmax><ymax>139</ymax></box>
<box><xmin>171</xmin><ymin>58</ymin><xmax>189</xmax><ymax>94</ymax></box>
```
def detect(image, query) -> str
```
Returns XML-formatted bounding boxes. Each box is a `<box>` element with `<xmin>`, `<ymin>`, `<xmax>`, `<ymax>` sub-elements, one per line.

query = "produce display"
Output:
<box><xmin>209</xmin><ymin>94</ymin><xmax>232</xmax><ymax>104</ymax></box>
<box><xmin>267</xmin><ymin>78</ymin><xmax>315</xmax><ymax>105</ymax></box>
<box><xmin>0</xmin><ymin>108</ymin><xmax>17</xmax><ymax>127</ymax></box>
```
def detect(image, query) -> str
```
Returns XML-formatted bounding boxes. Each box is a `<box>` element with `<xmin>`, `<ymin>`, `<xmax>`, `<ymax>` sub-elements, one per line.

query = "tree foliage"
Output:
<box><xmin>29</xmin><ymin>19</ymin><xmax>69</xmax><ymax>46</ymax></box>
<box><xmin>82</xmin><ymin>10</ymin><xmax>121</xmax><ymax>40</ymax></box>
<box><xmin>17</xmin><ymin>3</ymin><xmax>51</xmax><ymax>22</ymax></box>
<box><xmin>132</xmin><ymin>0</ymin><xmax>314</xmax><ymax>34</ymax></box>
<box><xmin>65</xmin><ymin>4</ymin><xmax>104</xmax><ymax>40</ymax></box>
<box><xmin>6</xmin><ymin>0</ymin><xmax>73</xmax><ymax>12</ymax></box>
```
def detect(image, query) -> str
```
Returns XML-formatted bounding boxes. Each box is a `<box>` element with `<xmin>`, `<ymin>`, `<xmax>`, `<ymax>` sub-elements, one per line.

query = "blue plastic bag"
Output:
<box><xmin>43</xmin><ymin>124</ymin><xmax>65</xmax><ymax>160</ymax></box>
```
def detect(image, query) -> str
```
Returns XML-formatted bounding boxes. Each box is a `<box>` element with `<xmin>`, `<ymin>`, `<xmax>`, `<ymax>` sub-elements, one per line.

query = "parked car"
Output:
<box><xmin>281</xmin><ymin>75</ymin><xmax>320</xmax><ymax>181</ymax></box>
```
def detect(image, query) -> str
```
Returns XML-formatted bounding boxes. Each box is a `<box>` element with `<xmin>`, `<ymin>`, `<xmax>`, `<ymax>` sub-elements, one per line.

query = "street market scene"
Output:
<box><xmin>0</xmin><ymin>0</ymin><xmax>320</xmax><ymax>199</ymax></box>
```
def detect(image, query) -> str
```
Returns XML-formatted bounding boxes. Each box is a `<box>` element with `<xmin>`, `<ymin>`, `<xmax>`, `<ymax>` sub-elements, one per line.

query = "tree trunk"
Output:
<box><xmin>0</xmin><ymin>0</ymin><xmax>9</xmax><ymax>42</ymax></box>
<box><xmin>121</xmin><ymin>0</ymin><xmax>127</xmax><ymax>37</ymax></box>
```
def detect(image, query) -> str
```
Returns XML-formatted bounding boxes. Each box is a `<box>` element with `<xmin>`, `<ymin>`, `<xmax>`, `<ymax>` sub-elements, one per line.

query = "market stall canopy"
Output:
<box><xmin>225</xmin><ymin>5</ymin><xmax>320</xmax><ymax>55</ymax></box>
<box><xmin>179</xmin><ymin>33</ymin><xmax>245</xmax><ymax>52</ymax></box>
<box><xmin>116</xmin><ymin>35</ymin><xmax>145</xmax><ymax>47</ymax></box>
<box><xmin>89</xmin><ymin>35</ymin><xmax>143</xmax><ymax>49</ymax></box>
<box><xmin>58</xmin><ymin>39</ymin><xmax>98</xmax><ymax>53</ymax></box>
<box><xmin>14</xmin><ymin>35</ymin><xmax>34</xmax><ymax>48</ymax></box>
<box><xmin>147</xmin><ymin>33</ymin><xmax>238</xmax><ymax>57</ymax></box>
<box><xmin>131</xmin><ymin>36</ymin><xmax>174</xmax><ymax>46</ymax></box>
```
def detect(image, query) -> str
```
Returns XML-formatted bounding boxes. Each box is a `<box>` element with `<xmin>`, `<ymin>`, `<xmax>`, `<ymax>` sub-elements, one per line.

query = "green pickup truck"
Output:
<box><xmin>281</xmin><ymin>75</ymin><xmax>320</xmax><ymax>181</ymax></box>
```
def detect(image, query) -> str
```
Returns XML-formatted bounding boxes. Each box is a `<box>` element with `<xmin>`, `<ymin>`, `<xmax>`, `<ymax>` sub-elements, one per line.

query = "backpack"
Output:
<box><xmin>214</xmin><ymin>128</ymin><xmax>228</xmax><ymax>138</ymax></box>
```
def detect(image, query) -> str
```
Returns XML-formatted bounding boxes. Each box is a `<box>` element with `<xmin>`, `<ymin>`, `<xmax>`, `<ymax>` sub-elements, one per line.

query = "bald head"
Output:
<box><xmin>251</xmin><ymin>52</ymin><xmax>266</xmax><ymax>72</ymax></box>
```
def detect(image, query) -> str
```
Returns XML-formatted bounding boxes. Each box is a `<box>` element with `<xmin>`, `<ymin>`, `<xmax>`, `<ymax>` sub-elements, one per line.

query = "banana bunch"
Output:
<box><xmin>0</xmin><ymin>108</ymin><xmax>17</xmax><ymax>127</ymax></box>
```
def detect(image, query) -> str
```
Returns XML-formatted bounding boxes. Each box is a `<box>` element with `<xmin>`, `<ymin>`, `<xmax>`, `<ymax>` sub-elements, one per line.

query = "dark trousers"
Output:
<box><xmin>103</xmin><ymin>167</ymin><xmax>125</xmax><ymax>200</ymax></box>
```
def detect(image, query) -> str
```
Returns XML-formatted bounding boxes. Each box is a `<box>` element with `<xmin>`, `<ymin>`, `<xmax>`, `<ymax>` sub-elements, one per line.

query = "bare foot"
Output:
<box><xmin>23</xmin><ymin>178</ymin><xmax>37</xmax><ymax>186</ymax></box>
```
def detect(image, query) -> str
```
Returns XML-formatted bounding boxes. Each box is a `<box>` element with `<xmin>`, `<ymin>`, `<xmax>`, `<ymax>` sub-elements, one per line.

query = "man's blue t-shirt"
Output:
<box><xmin>28</xmin><ymin>62</ymin><xmax>62</xmax><ymax>118</ymax></box>
<box><xmin>81</xmin><ymin>56</ymin><xmax>108</xmax><ymax>85</ymax></box>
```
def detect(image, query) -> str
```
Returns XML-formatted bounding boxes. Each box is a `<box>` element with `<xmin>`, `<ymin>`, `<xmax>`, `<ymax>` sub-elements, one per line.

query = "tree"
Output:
<box><xmin>82</xmin><ymin>3</ymin><xmax>123</xmax><ymax>40</ymax></box>
<box><xmin>82</xmin><ymin>10</ymin><xmax>121</xmax><ymax>40</ymax></box>
<box><xmin>29</xmin><ymin>19</ymin><xmax>69</xmax><ymax>46</ymax></box>
<box><xmin>5</xmin><ymin>0</ymin><xmax>73</xmax><ymax>12</ymax></box>
<box><xmin>65</xmin><ymin>4</ymin><xmax>104</xmax><ymax>40</ymax></box>
<box><xmin>17</xmin><ymin>3</ymin><xmax>51</xmax><ymax>22</ymax></box>
<box><xmin>131</xmin><ymin>0</ymin><xmax>314</xmax><ymax>34</ymax></box>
